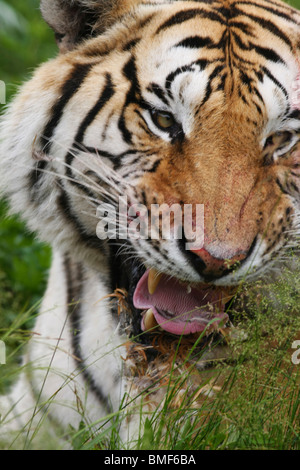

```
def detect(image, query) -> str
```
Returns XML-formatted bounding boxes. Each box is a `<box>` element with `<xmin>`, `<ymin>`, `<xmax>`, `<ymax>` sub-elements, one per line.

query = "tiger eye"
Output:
<box><xmin>152</xmin><ymin>110</ymin><xmax>176</xmax><ymax>129</ymax></box>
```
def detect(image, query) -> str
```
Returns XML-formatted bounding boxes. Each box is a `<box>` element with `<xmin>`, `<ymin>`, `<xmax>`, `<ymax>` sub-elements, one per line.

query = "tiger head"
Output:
<box><xmin>1</xmin><ymin>0</ymin><xmax>300</xmax><ymax>338</ymax></box>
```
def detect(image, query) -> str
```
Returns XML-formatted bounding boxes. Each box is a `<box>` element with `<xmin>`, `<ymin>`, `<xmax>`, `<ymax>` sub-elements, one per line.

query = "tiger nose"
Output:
<box><xmin>189</xmin><ymin>247</ymin><xmax>247</xmax><ymax>281</ymax></box>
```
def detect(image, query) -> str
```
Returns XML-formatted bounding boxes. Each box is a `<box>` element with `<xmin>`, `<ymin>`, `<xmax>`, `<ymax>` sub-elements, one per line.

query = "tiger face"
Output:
<box><xmin>1</xmin><ymin>0</ymin><xmax>300</xmax><ymax>339</ymax></box>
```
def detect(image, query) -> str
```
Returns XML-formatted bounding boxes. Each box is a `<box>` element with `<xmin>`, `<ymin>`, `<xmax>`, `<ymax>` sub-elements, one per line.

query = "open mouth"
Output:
<box><xmin>133</xmin><ymin>268</ymin><xmax>237</xmax><ymax>336</ymax></box>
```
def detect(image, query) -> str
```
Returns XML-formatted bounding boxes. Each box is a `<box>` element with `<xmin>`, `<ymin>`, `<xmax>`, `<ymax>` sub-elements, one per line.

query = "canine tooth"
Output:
<box><xmin>186</xmin><ymin>285</ymin><xmax>191</xmax><ymax>294</ymax></box>
<box><xmin>148</xmin><ymin>268</ymin><xmax>162</xmax><ymax>295</ymax></box>
<box><xmin>143</xmin><ymin>308</ymin><xmax>158</xmax><ymax>331</ymax></box>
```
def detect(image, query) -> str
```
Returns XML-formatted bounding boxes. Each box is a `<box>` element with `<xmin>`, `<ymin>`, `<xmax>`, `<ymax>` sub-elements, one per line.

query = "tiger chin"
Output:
<box><xmin>1</xmin><ymin>0</ymin><xmax>300</xmax><ymax>449</ymax></box>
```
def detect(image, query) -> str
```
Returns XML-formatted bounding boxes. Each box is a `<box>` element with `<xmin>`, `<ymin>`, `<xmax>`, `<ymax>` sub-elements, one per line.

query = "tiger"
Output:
<box><xmin>0</xmin><ymin>0</ymin><xmax>300</xmax><ymax>449</ymax></box>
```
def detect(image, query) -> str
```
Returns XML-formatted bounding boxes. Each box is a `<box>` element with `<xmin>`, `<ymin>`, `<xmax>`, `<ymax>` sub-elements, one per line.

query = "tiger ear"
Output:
<box><xmin>40</xmin><ymin>0</ymin><xmax>122</xmax><ymax>53</ymax></box>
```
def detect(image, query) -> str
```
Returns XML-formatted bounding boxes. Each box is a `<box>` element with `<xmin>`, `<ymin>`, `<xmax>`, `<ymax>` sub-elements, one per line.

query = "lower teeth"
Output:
<box><xmin>143</xmin><ymin>308</ymin><xmax>158</xmax><ymax>331</ymax></box>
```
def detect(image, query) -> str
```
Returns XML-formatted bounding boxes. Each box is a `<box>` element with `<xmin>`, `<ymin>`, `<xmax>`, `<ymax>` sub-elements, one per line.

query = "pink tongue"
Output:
<box><xmin>133</xmin><ymin>270</ymin><xmax>228</xmax><ymax>335</ymax></box>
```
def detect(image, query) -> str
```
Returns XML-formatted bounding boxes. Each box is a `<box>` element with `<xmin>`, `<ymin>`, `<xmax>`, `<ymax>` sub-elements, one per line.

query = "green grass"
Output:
<box><xmin>1</xmin><ymin>270</ymin><xmax>299</xmax><ymax>450</ymax></box>
<box><xmin>78</xmin><ymin>266</ymin><xmax>300</xmax><ymax>450</ymax></box>
<box><xmin>0</xmin><ymin>0</ymin><xmax>300</xmax><ymax>451</ymax></box>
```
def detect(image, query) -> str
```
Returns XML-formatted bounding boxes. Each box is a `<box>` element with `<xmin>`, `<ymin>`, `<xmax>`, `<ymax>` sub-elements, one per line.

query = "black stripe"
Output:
<box><xmin>146</xmin><ymin>83</ymin><xmax>170</xmax><ymax>106</ymax></box>
<box><xmin>201</xmin><ymin>64</ymin><xmax>224</xmax><ymax>106</ymax></box>
<box><xmin>58</xmin><ymin>188</ymin><xmax>105</xmax><ymax>251</ymax></box>
<box><xmin>156</xmin><ymin>8</ymin><xmax>226</xmax><ymax>34</ymax></box>
<box><xmin>239</xmin><ymin>69</ymin><xmax>252</xmax><ymax>90</ymax></box>
<box><xmin>262</xmin><ymin>66</ymin><xmax>288</xmax><ymax>99</ymax></box>
<box><xmin>75</xmin><ymin>73</ymin><xmax>115</xmax><ymax>145</ymax></box>
<box><xmin>216</xmin><ymin>5</ymin><xmax>233</xmax><ymax>19</ymax></box>
<box><xmin>165</xmin><ymin>59</ymin><xmax>209</xmax><ymax>97</ymax></box>
<box><xmin>235</xmin><ymin>10</ymin><xmax>292</xmax><ymax>48</ymax></box>
<box><xmin>40</xmin><ymin>63</ymin><xmax>92</xmax><ymax>153</ymax></box>
<box><xmin>252</xmin><ymin>86</ymin><xmax>264</xmax><ymax>105</ymax></box>
<box><xmin>147</xmin><ymin>159</ymin><xmax>162</xmax><ymax>173</ymax></box>
<box><xmin>287</xmin><ymin>110</ymin><xmax>300</xmax><ymax>120</ymax></box>
<box><xmin>134</xmin><ymin>108</ymin><xmax>157</xmax><ymax>138</ymax></box>
<box><xmin>253</xmin><ymin>100</ymin><xmax>263</xmax><ymax>116</ymax></box>
<box><xmin>64</xmin><ymin>256</ymin><xmax>113</xmax><ymax>413</ymax></box>
<box><xmin>82</xmin><ymin>45</ymin><xmax>111</xmax><ymax>58</ymax></box>
<box><xmin>229</xmin><ymin>21</ymin><xmax>255</xmax><ymax>36</ymax></box>
<box><xmin>216</xmin><ymin>71</ymin><xmax>227</xmax><ymax>92</ymax></box>
<box><xmin>235</xmin><ymin>1</ymin><xmax>299</xmax><ymax>24</ymax></box>
<box><xmin>29</xmin><ymin>63</ymin><xmax>92</xmax><ymax>192</ymax></box>
<box><xmin>123</xmin><ymin>38</ymin><xmax>140</xmax><ymax>51</ymax></box>
<box><xmin>233</xmin><ymin>32</ymin><xmax>284</xmax><ymax>64</ymax></box>
<box><xmin>231</xmin><ymin>49</ymin><xmax>254</xmax><ymax>67</ymax></box>
<box><xmin>157</xmin><ymin>9</ymin><xmax>202</xmax><ymax>33</ymax></box>
<box><xmin>80</xmin><ymin>144</ymin><xmax>141</xmax><ymax>170</ymax></box>
<box><xmin>75</xmin><ymin>143</ymin><xmax>118</xmax><ymax>160</ymax></box>
<box><xmin>239</xmin><ymin>72</ymin><xmax>265</xmax><ymax>113</ymax></box>
<box><xmin>118</xmin><ymin>56</ymin><xmax>141</xmax><ymax>144</ymax></box>
<box><xmin>174</xmin><ymin>36</ymin><xmax>213</xmax><ymax>49</ymax></box>
<box><xmin>65</xmin><ymin>73</ymin><xmax>115</xmax><ymax>177</ymax></box>
<box><xmin>252</xmin><ymin>45</ymin><xmax>284</xmax><ymax>64</ymax></box>
<box><xmin>276</xmin><ymin>177</ymin><xmax>289</xmax><ymax>195</ymax></box>
<box><xmin>29</xmin><ymin>160</ymin><xmax>48</xmax><ymax>189</ymax></box>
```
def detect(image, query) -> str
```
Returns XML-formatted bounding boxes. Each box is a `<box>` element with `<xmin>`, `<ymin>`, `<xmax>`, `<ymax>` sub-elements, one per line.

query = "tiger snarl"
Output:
<box><xmin>0</xmin><ymin>0</ymin><xmax>300</xmax><ymax>449</ymax></box>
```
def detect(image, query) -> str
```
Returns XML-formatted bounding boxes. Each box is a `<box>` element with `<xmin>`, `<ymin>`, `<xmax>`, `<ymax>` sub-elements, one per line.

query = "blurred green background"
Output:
<box><xmin>0</xmin><ymin>0</ymin><xmax>56</xmax><ymax>325</ymax></box>
<box><xmin>0</xmin><ymin>0</ymin><xmax>300</xmax><ymax>318</ymax></box>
